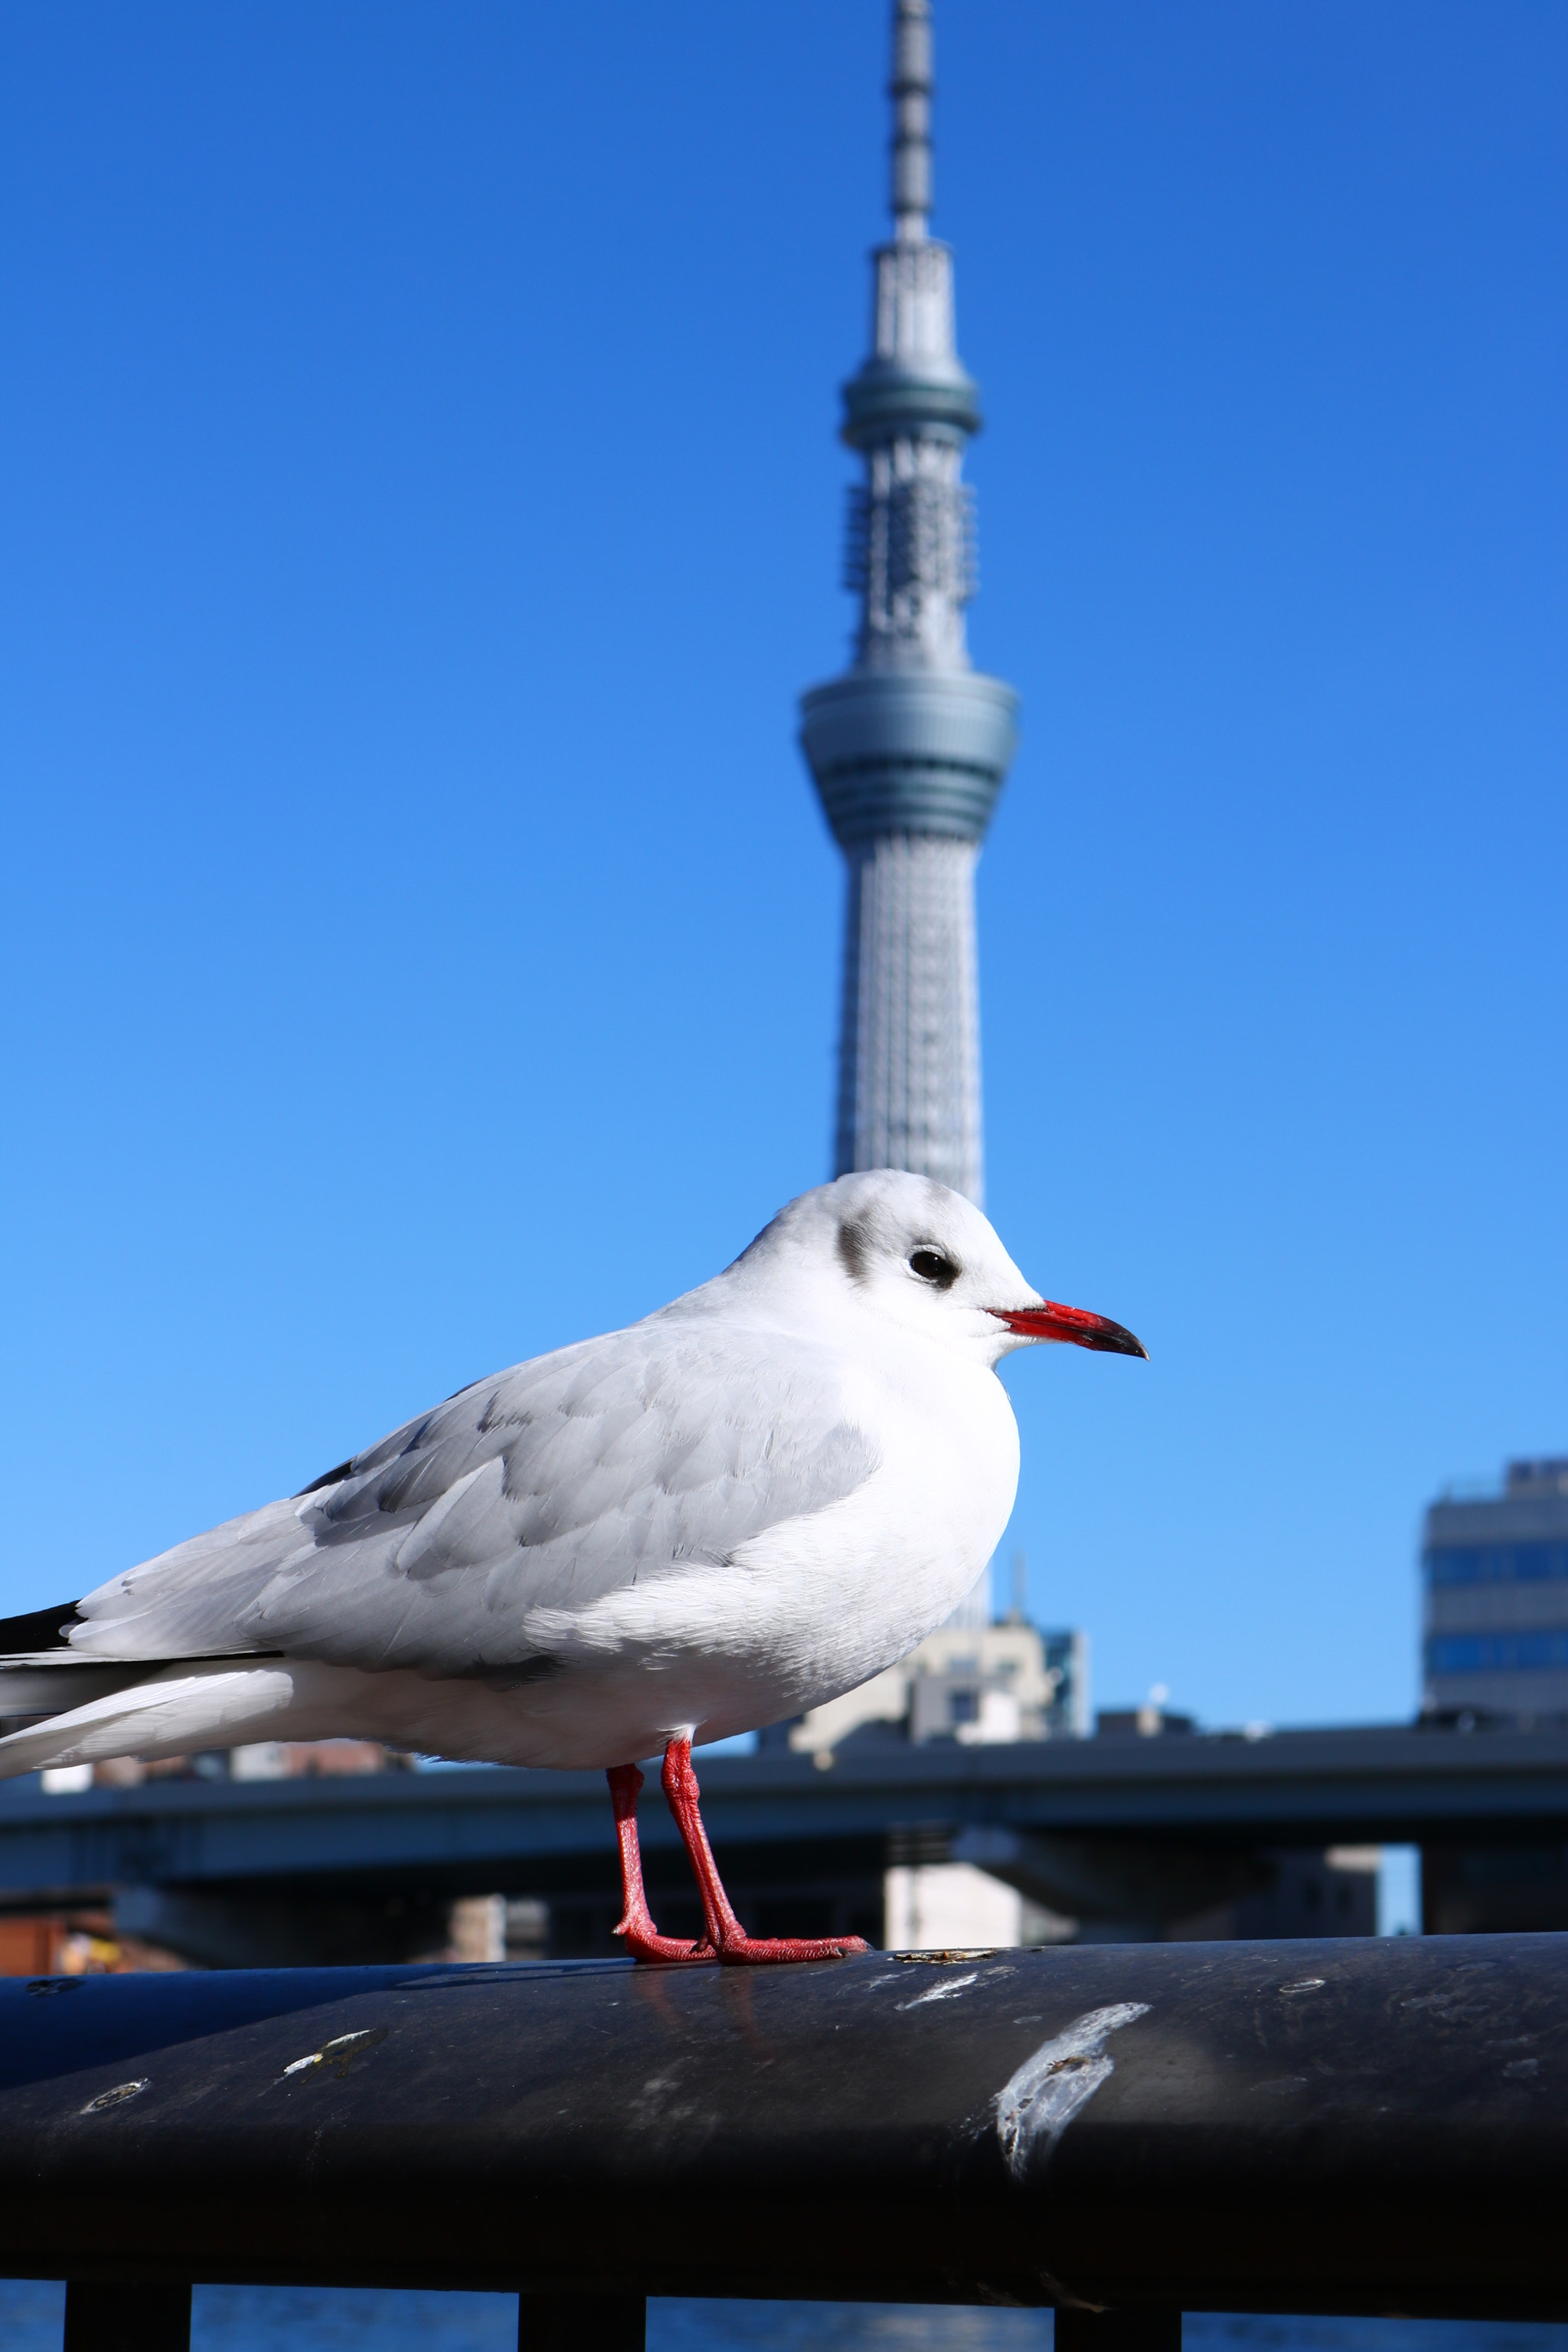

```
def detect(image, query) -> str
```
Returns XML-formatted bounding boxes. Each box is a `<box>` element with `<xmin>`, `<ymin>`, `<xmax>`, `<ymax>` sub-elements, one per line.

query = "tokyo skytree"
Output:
<box><xmin>799</xmin><ymin>0</ymin><xmax>1019</xmax><ymax>1209</ymax></box>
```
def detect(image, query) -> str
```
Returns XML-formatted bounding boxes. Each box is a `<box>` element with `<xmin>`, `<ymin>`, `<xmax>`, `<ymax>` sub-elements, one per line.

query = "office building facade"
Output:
<box><xmin>1423</xmin><ymin>1458</ymin><xmax>1568</xmax><ymax>1720</ymax></box>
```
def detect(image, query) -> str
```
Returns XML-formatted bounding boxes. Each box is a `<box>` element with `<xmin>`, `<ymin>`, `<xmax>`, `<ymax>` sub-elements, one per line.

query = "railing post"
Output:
<box><xmin>1056</xmin><ymin>2314</ymin><xmax>1181</xmax><ymax>2352</ymax></box>
<box><xmin>518</xmin><ymin>2293</ymin><xmax>647</xmax><ymax>2352</ymax></box>
<box><xmin>63</xmin><ymin>2282</ymin><xmax>192</xmax><ymax>2352</ymax></box>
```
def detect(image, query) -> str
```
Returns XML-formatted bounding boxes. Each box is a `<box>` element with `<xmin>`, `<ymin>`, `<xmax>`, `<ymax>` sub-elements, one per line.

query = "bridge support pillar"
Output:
<box><xmin>518</xmin><ymin>2293</ymin><xmax>646</xmax><ymax>2352</ymax></box>
<box><xmin>64</xmin><ymin>2282</ymin><xmax>191</xmax><ymax>2352</ymax></box>
<box><xmin>1057</xmin><ymin>2313</ymin><xmax>1181</xmax><ymax>2352</ymax></box>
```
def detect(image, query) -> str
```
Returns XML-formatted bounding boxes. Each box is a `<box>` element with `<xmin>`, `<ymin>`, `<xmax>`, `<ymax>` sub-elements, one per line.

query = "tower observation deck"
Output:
<box><xmin>799</xmin><ymin>0</ymin><xmax>1018</xmax><ymax>1207</ymax></box>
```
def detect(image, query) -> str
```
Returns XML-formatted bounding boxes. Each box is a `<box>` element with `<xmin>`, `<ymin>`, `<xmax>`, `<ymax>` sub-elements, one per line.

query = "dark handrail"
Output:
<box><xmin>7</xmin><ymin>1933</ymin><xmax>1566</xmax><ymax>2344</ymax></box>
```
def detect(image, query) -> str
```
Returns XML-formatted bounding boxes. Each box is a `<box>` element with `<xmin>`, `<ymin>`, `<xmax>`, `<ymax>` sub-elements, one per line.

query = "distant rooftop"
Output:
<box><xmin>1508</xmin><ymin>1459</ymin><xmax>1568</xmax><ymax>1498</ymax></box>
<box><xmin>1435</xmin><ymin>1458</ymin><xmax>1568</xmax><ymax>1504</ymax></box>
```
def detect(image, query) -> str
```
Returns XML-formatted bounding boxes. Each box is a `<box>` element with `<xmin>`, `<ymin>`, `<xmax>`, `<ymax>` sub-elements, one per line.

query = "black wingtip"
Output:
<box><xmin>0</xmin><ymin>1600</ymin><xmax>84</xmax><ymax>1655</ymax></box>
<box><xmin>295</xmin><ymin>1459</ymin><xmax>357</xmax><ymax>1498</ymax></box>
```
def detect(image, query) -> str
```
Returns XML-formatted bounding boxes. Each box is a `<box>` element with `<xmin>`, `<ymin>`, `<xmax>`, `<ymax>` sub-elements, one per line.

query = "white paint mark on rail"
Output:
<box><xmin>994</xmin><ymin>2003</ymin><xmax>1150</xmax><ymax>2177</ymax></box>
<box><xmin>897</xmin><ymin>1971</ymin><xmax>980</xmax><ymax>2011</ymax></box>
<box><xmin>277</xmin><ymin>2028</ymin><xmax>385</xmax><ymax>2083</ymax></box>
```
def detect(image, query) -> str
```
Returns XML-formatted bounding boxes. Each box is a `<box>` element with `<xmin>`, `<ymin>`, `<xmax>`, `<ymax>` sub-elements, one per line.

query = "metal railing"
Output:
<box><xmin>10</xmin><ymin>1932</ymin><xmax>1568</xmax><ymax>2349</ymax></box>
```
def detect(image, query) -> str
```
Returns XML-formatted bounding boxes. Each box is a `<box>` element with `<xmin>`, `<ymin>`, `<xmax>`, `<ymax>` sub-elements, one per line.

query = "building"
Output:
<box><xmin>1423</xmin><ymin>1457</ymin><xmax>1568</xmax><ymax>1723</ymax></box>
<box><xmin>764</xmin><ymin>1599</ymin><xmax>1090</xmax><ymax>1951</ymax></box>
<box><xmin>776</xmin><ymin>1611</ymin><xmax>1088</xmax><ymax>1759</ymax></box>
<box><xmin>799</xmin><ymin>0</ymin><xmax>1018</xmax><ymax>1206</ymax></box>
<box><xmin>1418</xmin><ymin>1455</ymin><xmax>1568</xmax><ymax>1929</ymax></box>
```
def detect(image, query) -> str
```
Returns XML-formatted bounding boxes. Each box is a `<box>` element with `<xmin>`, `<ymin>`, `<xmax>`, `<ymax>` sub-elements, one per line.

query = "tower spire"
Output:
<box><xmin>890</xmin><ymin>0</ymin><xmax>933</xmax><ymax>243</ymax></box>
<box><xmin>798</xmin><ymin>0</ymin><xmax>1019</xmax><ymax>1207</ymax></box>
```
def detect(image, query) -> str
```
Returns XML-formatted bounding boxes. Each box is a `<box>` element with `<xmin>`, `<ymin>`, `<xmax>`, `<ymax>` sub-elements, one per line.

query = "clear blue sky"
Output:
<box><xmin>3</xmin><ymin>2</ymin><xmax>1563</xmax><ymax>1730</ymax></box>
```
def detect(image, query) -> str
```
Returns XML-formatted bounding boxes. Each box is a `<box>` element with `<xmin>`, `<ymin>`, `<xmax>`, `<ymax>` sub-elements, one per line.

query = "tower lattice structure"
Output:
<box><xmin>799</xmin><ymin>0</ymin><xmax>1018</xmax><ymax>1208</ymax></box>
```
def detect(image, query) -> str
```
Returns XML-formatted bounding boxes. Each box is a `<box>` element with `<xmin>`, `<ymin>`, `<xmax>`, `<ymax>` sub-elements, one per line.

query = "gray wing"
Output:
<box><xmin>67</xmin><ymin>1321</ymin><xmax>879</xmax><ymax>1677</ymax></box>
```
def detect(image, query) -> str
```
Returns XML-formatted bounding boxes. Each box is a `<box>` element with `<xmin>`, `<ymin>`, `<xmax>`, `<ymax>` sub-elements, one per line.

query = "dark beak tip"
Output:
<box><xmin>992</xmin><ymin>1303</ymin><xmax>1148</xmax><ymax>1359</ymax></box>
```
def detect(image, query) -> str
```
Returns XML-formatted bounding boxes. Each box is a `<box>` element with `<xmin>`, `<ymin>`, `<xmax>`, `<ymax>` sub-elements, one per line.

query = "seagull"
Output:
<box><xmin>0</xmin><ymin>1171</ymin><xmax>1145</xmax><ymax>1964</ymax></box>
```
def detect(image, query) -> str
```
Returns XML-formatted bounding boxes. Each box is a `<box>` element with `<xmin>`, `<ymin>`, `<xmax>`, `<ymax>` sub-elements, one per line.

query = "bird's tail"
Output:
<box><xmin>0</xmin><ymin>1664</ymin><xmax>312</xmax><ymax>1780</ymax></box>
<box><xmin>0</xmin><ymin>1599</ymin><xmax>305</xmax><ymax>1780</ymax></box>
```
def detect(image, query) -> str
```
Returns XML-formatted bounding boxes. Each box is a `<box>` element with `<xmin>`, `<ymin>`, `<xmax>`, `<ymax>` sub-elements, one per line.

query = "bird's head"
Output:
<box><xmin>735</xmin><ymin>1171</ymin><xmax>1148</xmax><ymax>1372</ymax></box>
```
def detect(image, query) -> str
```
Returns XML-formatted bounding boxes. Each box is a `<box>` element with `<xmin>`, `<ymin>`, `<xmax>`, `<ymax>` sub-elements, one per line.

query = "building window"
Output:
<box><xmin>1426</xmin><ymin>1631</ymin><xmax>1568</xmax><ymax>1676</ymax></box>
<box><xmin>1426</xmin><ymin>1544</ymin><xmax>1568</xmax><ymax>1588</ymax></box>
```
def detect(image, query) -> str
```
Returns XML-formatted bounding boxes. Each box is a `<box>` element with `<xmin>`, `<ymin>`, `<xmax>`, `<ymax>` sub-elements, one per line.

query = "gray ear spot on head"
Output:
<box><xmin>837</xmin><ymin>1218</ymin><xmax>872</xmax><ymax>1285</ymax></box>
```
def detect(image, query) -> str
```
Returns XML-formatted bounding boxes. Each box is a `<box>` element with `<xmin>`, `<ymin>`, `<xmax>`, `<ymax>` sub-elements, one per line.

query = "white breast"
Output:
<box><xmin>493</xmin><ymin>1334</ymin><xmax>1021</xmax><ymax>1762</ymax></box>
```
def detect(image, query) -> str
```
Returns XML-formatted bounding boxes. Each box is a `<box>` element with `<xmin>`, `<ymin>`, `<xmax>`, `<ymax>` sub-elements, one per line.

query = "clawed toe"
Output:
<box><xmin>615</xmin><ymin>1921</ymin><xmax>717</xmax><ymax>1965</ymax></box>
<box><xmin>717</xmin><ymin>1932</ymin><xmax>868</xmax><ymax>1964</ymax></box>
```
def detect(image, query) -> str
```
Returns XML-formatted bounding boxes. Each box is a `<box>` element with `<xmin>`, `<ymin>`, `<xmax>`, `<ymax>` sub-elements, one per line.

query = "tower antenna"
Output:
<box><xmin>799</xmin><ymin>0</ymin><xmax>1019</xmax><ymax>1205</ymax></box>
<box><xmin>890</xmin><ymin>0</ymin><xmax>933</xmax><ymax>243</ymax></box>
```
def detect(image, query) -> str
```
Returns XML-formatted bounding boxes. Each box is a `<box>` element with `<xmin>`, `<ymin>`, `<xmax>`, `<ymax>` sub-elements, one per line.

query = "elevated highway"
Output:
<box><xmin>2</xmin><ymin>1720</ymin><xmax>1566</xmax><ymax>1960</ymax></box>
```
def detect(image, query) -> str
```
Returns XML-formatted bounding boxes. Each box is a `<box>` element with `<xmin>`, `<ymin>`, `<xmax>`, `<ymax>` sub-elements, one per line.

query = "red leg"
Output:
<box><xmin>606</xmin><ymin>1762</ymin><xmax>715</xmax><ymax>1964</ymax></box>
<box><xmin>661</xmin><ymin>1737</ymin><xmax>869</xmax><ymax>1964</ymax></box>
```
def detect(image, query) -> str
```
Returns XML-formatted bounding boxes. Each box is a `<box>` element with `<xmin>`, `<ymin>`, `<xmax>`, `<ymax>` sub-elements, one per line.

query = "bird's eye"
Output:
<box><xmin>910</xmin><ymin>1249</ymin><xmax>959</xmax><ymax>1289</ymax></box>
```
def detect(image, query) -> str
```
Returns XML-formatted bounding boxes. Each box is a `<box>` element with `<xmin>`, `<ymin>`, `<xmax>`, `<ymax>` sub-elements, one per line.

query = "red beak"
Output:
<box><xmin>989</xmin><ymin>1300</ymin><xmax>1148</xmax><ymax>1358</ymax></box>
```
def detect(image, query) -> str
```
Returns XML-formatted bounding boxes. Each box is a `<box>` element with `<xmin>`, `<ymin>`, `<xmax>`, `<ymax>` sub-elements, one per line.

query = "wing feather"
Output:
<box><xmin>64</xmin><ymin>1321</ymin><xmax>879</xmax><ymax>1678</ymax></box>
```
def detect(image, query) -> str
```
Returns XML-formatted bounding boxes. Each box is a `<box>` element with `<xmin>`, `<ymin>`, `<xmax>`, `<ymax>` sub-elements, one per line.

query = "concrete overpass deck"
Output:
<box><xmin>1</xmin><ymin>1720</ymin><xmax>1565</xmax><ymax>1915</ymax></box>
